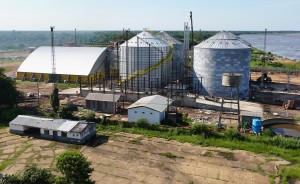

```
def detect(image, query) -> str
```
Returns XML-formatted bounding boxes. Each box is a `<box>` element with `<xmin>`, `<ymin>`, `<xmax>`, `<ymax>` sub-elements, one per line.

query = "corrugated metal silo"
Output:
<box><xmin>193</xmin><ymin>31</ymin><xmax>251</xmax><ymax>98</ymax></box>
<box><xmin>156</xmin><ymin>31</ymin><xmax>184</xmax><ymax>81</ymax></box>
<box><xmin>119</xmin><ymin>30</ymin><xmax>171</xmax><ymax>90</ymax></box>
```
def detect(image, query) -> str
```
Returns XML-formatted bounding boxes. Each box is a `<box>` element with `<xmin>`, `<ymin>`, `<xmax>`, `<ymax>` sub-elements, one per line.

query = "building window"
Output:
<box><xmin>135</xmin><ymin>111</ymin><xmax>137</xmax><ymax>113</ymax></box>
<box><xmin>62</xmin><ymin>132</ymin><xmax>67</xmax><ymax>137</ymax></box>
<box><xmin>142</xmin><ymin>112</ymin><xmax>145</xmax><ymax>114</ymax></box>
<box><xmin>150</xmin><ymin>112</ymin><xmax>153</xmax><ymax>115</ymax></box>
<box><xmin>44</xmin><ymin>130</ymin><xmax>49</xmax><ymax>135</ymax></box>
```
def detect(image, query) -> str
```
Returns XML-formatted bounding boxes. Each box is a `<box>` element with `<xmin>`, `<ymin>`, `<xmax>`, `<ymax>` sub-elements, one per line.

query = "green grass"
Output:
<box><xmin>279</xmin><ymin>164</ymin><xmax>300</xmax><ymax>183</ymax></box>
<box><xmin>128</xmin><ymin>139</ymin><xmax>142</xmax><ymax>145</ymax></box>
<box><xmin>16</xmin><ymin>80</ymin><xmax>38</xmax><ymax>87</ymax></box>
<box><xmin>0</xmin><ymin>59</ymin><xmax>24</xmax><ymax>63</ymax></box>
<box><xmin>0</xmin><ymin>144</ymin><xmax>32</xmax><ymax>171</ymax></box>
<box><xmin>250</xmin><ymin>48</ymin><xmax>300</xmax><ymax>69</ymax></box>
<box><xmin>56</xmin><ymin>83</ymin><xmax>79</xmax><ymax>90</ymax></box>
<box><xmin>217</xmin><ymin>151</ymin><xmax>235</xmax><ymax>161</ymax></box>
<box><xmin>0</xmin><ymin>66</ymin><xmax>11</xmax><ymax>72</ymax></box>
<box><xmin>159</xmin><ymin>152</ymin><xmax>180</xmax><ymax>159</ymax></box>
<box><xmin>16</xmin><ymin>80</ymin><xmax>79</xmax><ymax>90</ymax></box>
<box><xmin>203</xmin><ymin>151</ymin><xmax>213</xmax><ymax>157</ymax></box>
<box><xmin>293</xmin><ymin>116</ymin><xmax>300</xmax><ymax>121</ymax></box>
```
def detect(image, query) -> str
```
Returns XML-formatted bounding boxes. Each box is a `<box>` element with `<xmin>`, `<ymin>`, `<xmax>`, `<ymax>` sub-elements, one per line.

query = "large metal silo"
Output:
<box><xmin>156</xmin><ymin>31</ymin><xmax>184</xmax><ymax>81</ymax></box>
<box><xmin>119</xmin><ymin>30</ymin><xmax>171</xmax><ymax>91</ymax></box>
<box><xmin>193</xmin><ymin>31</ymin><xmax>251</xmax><ymax>98</ymax></box>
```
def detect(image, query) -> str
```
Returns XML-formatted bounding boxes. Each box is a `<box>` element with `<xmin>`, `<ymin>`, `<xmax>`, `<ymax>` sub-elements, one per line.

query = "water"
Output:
<box><xmin>240</xmin><ymin>33</ymin><xmax>300</xmax><ymax>61</ymax></box>
<box><xmin>270</xmin><ymin>124</ymin><xmax>300</xmax><ymax>137</ymax></box>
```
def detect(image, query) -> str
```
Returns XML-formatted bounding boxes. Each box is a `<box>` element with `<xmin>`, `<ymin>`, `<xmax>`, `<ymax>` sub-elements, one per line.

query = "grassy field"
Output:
<box><xmin>97</xmin><ymin>121</ymin><xmax>300</xmax><ymax>183</ymax></box>
<box><xmin>250</xmin><ymin>48</ymin><xmax>300</xmax><ymax>69</ymax></box>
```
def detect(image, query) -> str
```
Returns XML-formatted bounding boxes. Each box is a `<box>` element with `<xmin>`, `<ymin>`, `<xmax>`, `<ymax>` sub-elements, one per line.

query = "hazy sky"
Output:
<box><xmin>1</xmin><ymin>0</ymin><xmax>299</xmax><ymax>31</ymax></box>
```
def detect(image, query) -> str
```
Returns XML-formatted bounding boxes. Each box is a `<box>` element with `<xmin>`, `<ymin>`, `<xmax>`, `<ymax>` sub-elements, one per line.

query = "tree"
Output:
<box><xmin>0</xmin><ymin>68</ymin><xmax>23</xmax><ymax>108</ymax></box>
<box><xmin>20</xmin><ymin>164</ymin><xmax>54</xmax><ymax>184</ymax></box>
<box><xmin>50</xmin><ymin>87</ymin><xmax>59</xmax><ymax>113</ymax></box>
<box><xmin>0</xmin><ymin>164</ymin><xmax>54</xmax><ymax>184</ymax></box>
<box><xmin>56</xmin><ymin>150</ymin><xmax>94</xmax><ymax>184</ymax></box>
<box><xmin>58</xmin><ymin>105</ymin><xmax>74</xmax><ymax>119</ymax></box>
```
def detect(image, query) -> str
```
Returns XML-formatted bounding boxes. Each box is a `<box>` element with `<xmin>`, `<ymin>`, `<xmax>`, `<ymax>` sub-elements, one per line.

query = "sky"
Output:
<box><xmin>1</xmin><ymin>0</ymin><xmax>299</xmax><ymax>31</ymax></box>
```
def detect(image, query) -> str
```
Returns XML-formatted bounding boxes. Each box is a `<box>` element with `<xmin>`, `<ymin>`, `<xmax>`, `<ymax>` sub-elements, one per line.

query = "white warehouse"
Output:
<box><xmin>9</xmin><ymin>115</ymin><xmax>96</xmax><ymax>144</ymax></box>
<box><xmin>127</xmin><ymin>95</ymin><xmax>172</xmax><ymax>124</ymax></box>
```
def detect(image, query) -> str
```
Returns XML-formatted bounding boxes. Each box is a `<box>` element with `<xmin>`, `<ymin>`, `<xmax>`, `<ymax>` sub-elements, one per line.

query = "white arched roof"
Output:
<box><xmin>17</xmin><ymin>46</ymin><xmax>107</xmax><ymax>76</ymax></box>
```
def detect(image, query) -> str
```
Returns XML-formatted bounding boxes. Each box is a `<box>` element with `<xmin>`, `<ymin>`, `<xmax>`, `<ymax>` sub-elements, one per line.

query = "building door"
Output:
<box><xmin>53</xmin><ymin>131</ymin><xmax>58</xmax><ymax>140</ymax></box>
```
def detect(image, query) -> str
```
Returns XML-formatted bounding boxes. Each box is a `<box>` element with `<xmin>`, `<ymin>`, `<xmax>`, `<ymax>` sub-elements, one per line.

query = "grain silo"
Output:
<box><xmin>119</xmin><ymin>29</ymin><xmax>171</xmax><ymax>91</ymax></box>
<box><xmin>193</xmin><ymin>31</ymin><xmax>251</xmax><ymax>98</ymax></box>
<box><xmin>156</xmin><ymin>31</ymin><xmax>184</xmax><ymax>81</ymax></box>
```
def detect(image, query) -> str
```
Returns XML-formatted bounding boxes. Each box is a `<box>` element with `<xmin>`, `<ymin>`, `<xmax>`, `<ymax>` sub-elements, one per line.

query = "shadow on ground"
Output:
<box><xmin>86</xmin><ymin>135</ymin><xmax>109</xmax><ymax>147</ymax></box>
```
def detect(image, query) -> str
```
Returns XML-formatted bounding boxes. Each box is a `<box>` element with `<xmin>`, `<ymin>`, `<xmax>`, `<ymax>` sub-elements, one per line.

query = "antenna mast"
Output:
<box><xmin>50</xmin><ymin>26</ymin><xmax>56</xmax><ymax>83</ymax></box>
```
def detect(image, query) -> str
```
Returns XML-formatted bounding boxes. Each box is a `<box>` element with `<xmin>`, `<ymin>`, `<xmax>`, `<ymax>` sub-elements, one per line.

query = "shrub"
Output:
<box><xmin>182</xmin><ymin>114</ymin><xmax>192</xmax><ymax>125</ymax></box>
<box><xmin>58</xmin><ymin>105</ymin><xmax>75</xmax><ymax>119</ymax></box>
<box><xmin>225</xmin><ymin>128</ymin><xmax>245</xmax><ymax>141</ymax></box>
<box><xmin>263</xmin><ymin>128</ymin><xmax>276</xmax><ymax>137</ymax></box>
<box><xmin>191</xmin><ymin>122</ymin><xmax>212</xmax><ymax>138</ymax></box>
<box><xmin>136</xmin><ymin>118</ymin><xmax>149</xmax><ymax>129</ymax></box>
<box><xmin>83</xmin><ymin>111</ymin><xmax>96</xmax><ymax>122</ymax></box>
<box><xmin>119</xmin><ymin>121</ymin><xmax>134</xmax><ymax>128</ymax></box>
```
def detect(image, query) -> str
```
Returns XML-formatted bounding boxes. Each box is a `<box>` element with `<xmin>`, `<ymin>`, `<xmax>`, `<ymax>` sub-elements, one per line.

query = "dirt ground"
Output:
<box><xmin>0</xmin><ymin>129</ymin><xmax>290</xmax><ymax>183</ymax></box>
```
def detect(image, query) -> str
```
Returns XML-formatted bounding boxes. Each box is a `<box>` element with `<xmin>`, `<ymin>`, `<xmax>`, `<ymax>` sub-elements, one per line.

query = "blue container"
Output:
<box><xmin>252</xmin><ymin>118</ymin><xmax>262</xmax><ymax>133</ymax></box>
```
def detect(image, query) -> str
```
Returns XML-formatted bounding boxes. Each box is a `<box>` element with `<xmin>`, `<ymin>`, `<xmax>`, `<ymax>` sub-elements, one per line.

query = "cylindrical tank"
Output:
<box><xmin>193</xmin><ymin>31</ymin><xmax>251</xmax><ymax>98</ymax></box>
<box><xmin>119</xmin><ymin>30</ymin><xmax>170</xmax><ymax>89</ymax></box>
<box><xmin>252</xmin><ymin>118</ymin><xmax>262</xmax><ymax>133</ymax></box>
<box><xmin>222</xmin><ymin>73</ymin><xmax>241</xmax><ymax>87</ymax></box>
<box><xmin>156</xmin><ymin>31</ymin><xmax>184</xmax><ymax>81</ymax></box>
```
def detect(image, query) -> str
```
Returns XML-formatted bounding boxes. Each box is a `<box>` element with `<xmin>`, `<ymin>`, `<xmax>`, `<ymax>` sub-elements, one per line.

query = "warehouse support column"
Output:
<box><xmin>79</xmin><ymin>76</ymin><xmax>82</xmax><ymax>97</ymax></box>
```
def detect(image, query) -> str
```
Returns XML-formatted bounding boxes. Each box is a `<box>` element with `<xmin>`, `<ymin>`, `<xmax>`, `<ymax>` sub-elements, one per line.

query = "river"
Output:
<box><xmin>239</xmin><ymin>33</ymin><xmax>300</xmax><ymax>61</ymax></box>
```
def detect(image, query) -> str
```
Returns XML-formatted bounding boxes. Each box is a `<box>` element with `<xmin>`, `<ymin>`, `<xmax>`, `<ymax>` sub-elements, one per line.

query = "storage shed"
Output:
<box><xmin>127</xmin><ymin>95</ymin><xmax>172</xmax><ymax>124</ymax></box>
<box><xmin>17</xmin><ymin>46</ymin><xmax>107</xmax><ymax>83</ymax></box>
<box><xmin>9</xmin><ymin>115</ymin><xmax>96</xmax><ymax>144</ymax></box>
<box><xmin>85</xmin><ymin>93</ymin><xmax>121</xmax><ymax>114</ymax></box>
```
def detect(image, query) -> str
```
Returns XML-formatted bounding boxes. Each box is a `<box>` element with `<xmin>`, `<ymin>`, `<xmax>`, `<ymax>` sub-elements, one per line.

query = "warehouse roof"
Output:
<box><xmin>57</xmin><ymin>120</ymin><xmax>79</xmax><ymax>132</ymax></box>
<box><xmin>195</xmin><ymin>31</ymin><xmax>251</xmax><ymax>49</ymax></box>
<box><xmin>121</xmin><ymin>30</ymin><xmax>169</xmax><ymax>47</ymax></box>
<box><xmin>85</xmin><ymin>93</ymin><xmax>121</xmax><ymax>102</ymax></box>
<box><xmin>17</xmin><ymin>46</ymin><xmax>107</xmax><ymax>76</ymax></box>
<box><xmin>9</xmin><ymin>115</ymin><xmax>65</xmax><ymax>130</ymax></box>
<box><xmin>156</xmin><ymin>31</ymin><xmax>183</xmax><ymax>45</ymax></box>
<box><xmin>128</xmin><ymin>95</ymin><xmax>172</xmax><ymax>112</ymax></box>
<box><xmin>9</xmin><ymin>115</ymin><xmax>93</xmax><ymax>133</ymax></box>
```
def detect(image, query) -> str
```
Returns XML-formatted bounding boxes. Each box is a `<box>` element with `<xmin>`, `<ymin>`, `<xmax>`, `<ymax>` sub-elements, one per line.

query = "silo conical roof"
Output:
<box><xmin>120</xmin><ymin>30</ymin><xmax>169</xmax><ymax>47</ymax></box>
<box><xmin>195</xmin><ymin>31</ymin><xmax>251</xmax><ymax>49</ymax></box>
<box><xmin>156</xmin><ymin>31</ymin><xmax>183</xmax><ymax>45</ymax></box>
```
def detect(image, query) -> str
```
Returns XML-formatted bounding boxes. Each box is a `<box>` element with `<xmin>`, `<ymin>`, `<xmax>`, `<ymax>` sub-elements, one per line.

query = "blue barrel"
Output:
<box><xmin>252</xmin><ymin>118</ymin><xmax>262</xmax><ymax>133</ymax></box>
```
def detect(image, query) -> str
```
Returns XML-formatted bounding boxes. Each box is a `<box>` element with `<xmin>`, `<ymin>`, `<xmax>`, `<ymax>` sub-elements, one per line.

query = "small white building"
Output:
<box><xmin>127</xmin><ymin>95</ymin><xmax>172</xmax><ymax>124</ymax></box>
